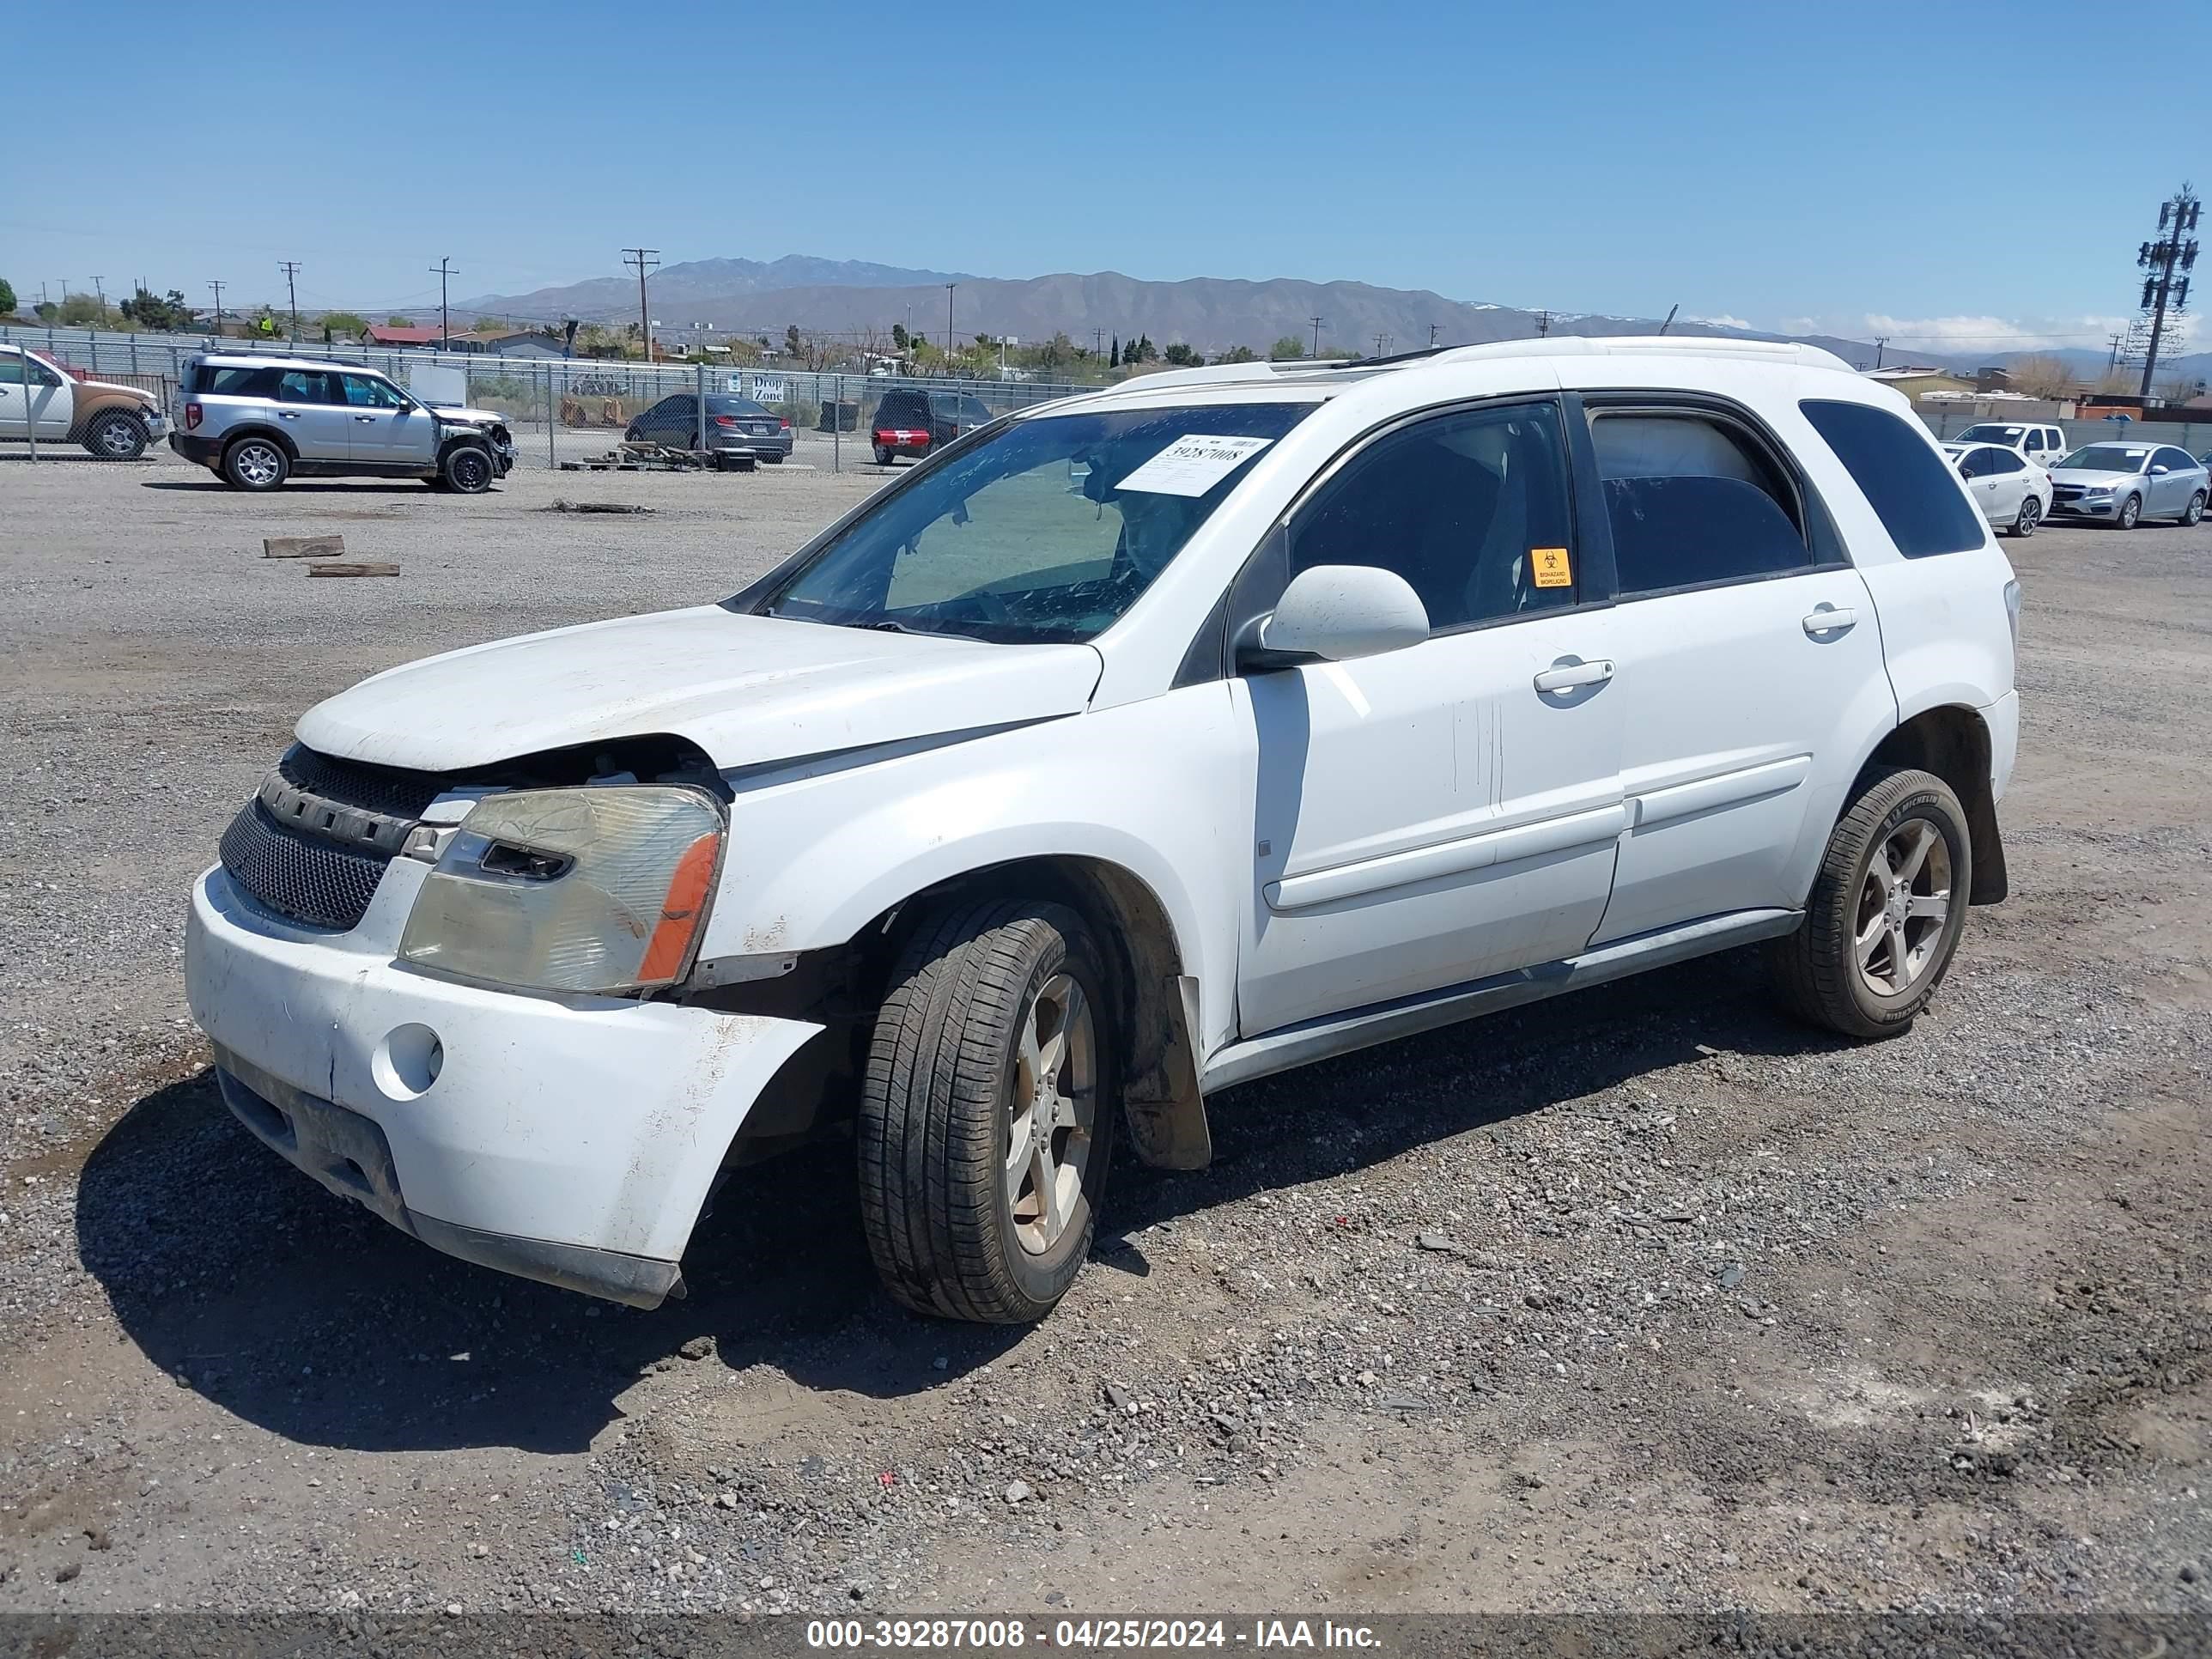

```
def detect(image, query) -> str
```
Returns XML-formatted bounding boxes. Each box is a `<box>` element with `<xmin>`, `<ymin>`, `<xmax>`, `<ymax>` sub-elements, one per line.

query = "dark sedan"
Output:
<box><xmin>627</xmin><ymin>393</ymin><xmax>793</xmax><ymax>461</ymax></box>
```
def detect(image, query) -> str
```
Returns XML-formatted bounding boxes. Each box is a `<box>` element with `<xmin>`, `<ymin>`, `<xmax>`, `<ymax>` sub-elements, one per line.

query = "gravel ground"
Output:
<box><xmin>0</xmin><ymin>453</ymin><xmax>2207</xmax><ymax>1618</ymax></box>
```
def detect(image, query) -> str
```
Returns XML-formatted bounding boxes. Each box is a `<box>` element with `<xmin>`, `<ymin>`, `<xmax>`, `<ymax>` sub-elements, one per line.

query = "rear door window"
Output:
<box><xmin>276</xmin><ymin>370</ymin><xmax>334</xmax><ymax>404</ymax></box>
<box><xmin>1799</xmin><ymin>398</ymin><xmax>1986</xmax><ymax>558</ymax></box>
<box><xmin>1591</xmin><ymin>411</ymin><xmax>1812</xmax><ymax>594</ymax></box>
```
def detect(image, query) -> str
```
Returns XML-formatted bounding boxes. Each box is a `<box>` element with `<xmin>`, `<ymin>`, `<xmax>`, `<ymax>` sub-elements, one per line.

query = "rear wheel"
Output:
<box><xmin>859</xmin><ymin>900</ymin><xmax>1115</xmax><ymax>1323</ymax></box>
<box><xmin>82</xmin><ymin>409</ymin><xmax>149</xmax><ymax>459</ymax></box>
<box><xmin>222</xmin><ymin>434</ymin><xmax>289</xmax><ymax>491</ymax></box>
<box><xmin>1765</xmin><ymin>767</ymin><xmax>1972</xmax><ymax>1040</ymax></box>
<box><xmin>2179</xmin><ymin>490</ymin><xmax>2205</xmax><ymax>527</ymax></box>
<box><xmin>2011</xmin><ymin>495</ymin><xmax>2039</xmax><ymax>537</ymax></box>
<box><xmin>2117</xmin><ymin>493</ymin><xmax>2142</xmax><ymax>529</ymax></box>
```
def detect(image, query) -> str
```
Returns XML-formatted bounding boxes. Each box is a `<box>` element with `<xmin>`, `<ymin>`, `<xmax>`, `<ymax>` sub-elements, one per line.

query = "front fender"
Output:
<box><xmin>699</xmin><ymin>689</ymin><xmax>1254</xmax><ymax>1054</ymax></box>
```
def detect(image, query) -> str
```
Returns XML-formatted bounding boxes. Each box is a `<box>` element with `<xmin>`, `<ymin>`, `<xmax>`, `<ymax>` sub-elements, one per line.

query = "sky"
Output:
<box><xmin>6</xmin><ymin>0</ymin><xmax>2206</xmax><ymax>357</ymax></box>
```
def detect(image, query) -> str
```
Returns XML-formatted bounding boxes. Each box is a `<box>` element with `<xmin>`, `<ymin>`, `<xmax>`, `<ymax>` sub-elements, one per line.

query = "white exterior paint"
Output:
<box><xmin>186</xmin><ymin>337</ymin><xmax>2021</xmax><ymax>1304</ymax></box>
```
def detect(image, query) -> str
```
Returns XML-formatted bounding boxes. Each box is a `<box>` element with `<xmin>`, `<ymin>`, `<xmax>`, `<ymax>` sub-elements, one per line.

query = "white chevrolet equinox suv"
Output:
<box><xmin>185</xmin><ymin>338</ymin><xmax>2021</xmax><ymax>1323</ymax></box>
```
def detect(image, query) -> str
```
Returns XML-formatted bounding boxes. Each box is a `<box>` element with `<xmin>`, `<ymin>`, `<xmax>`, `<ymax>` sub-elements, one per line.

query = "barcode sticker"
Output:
<box><xmin>1115</xmin><ymin>434</ymin><xmax>1275</xmax><ymax>496</ymax></box>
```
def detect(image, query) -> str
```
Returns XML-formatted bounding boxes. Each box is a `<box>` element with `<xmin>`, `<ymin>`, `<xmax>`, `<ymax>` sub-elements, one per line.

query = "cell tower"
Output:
<box><xmin>2120</xmin><ymin>185</ymin><xmax>2198</xmax><ymax>398</ymax></box>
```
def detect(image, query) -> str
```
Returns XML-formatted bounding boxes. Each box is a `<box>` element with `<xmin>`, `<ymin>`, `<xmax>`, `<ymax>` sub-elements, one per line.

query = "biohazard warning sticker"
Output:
<box><xmin>1530</xmin><ymin>546</ymin><xmax>1573</xmax><ymax>588</ymax></box>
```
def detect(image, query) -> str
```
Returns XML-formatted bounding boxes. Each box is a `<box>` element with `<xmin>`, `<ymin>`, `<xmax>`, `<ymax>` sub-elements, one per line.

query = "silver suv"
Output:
<box><xmin>172</xmin><ymin>354</ymin><xmax>516</xmax><ymax>493</ymax></box>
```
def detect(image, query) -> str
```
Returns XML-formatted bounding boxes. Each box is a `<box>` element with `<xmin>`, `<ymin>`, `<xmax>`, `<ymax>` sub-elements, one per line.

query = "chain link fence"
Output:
<box><xmin>0</xmin><ymin>323</ymin><xmax>1101</xmax><ymax>471</ymax></box>
<box><xmin>8</xmin><ymin>321</ymin><xmax>2209</xmax><ymax>467</ymax></box>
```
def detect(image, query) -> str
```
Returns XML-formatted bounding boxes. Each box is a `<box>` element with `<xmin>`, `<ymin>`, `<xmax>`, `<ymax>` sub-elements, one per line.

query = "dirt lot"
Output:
<box><xmin>0</xmin><ymin>450</ymin><xmax>2207</xmax><ymax>1619</ymax></box>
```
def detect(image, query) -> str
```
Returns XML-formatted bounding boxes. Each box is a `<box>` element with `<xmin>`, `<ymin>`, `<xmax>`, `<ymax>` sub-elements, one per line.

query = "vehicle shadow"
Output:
<box><xmin>138</xmin><ymin>479</ymin><xmax>436</xmax><ymax>494</ymax></box>
<box><xmin>74</xmin><ymin>948</ymin><xmax>1845</xmax><ymax>1456</ymax></box>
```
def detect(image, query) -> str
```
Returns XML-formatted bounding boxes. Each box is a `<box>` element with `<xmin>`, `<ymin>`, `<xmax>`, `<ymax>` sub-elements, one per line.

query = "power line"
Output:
<box><xmin>1309</xmin><ymin>315</ymin><xmax>1325</xmax><ymax>356</ymax></box>
<box><xmin>1535</xmin><ymin>310</ymin><xmax>1550</xmax><ymax>337</ymax></box>
<box><xmin>280</xmin><ymin>261</ymin><xmax>301</xmax><ymax>340</ymax></box>
<box><xmin>207</xmin><ymin>279</ymin><xmax>226</xmax><ymax>335</ymax></box>
<box><xmin>429</xmin><ymin>257</ymin><xmax>458</xmax><ymax>347</ymax></box>
<box><xmin>622</xmin><ymin>247</ymin><xmax>659</xmax><ymax>363</ymax></box>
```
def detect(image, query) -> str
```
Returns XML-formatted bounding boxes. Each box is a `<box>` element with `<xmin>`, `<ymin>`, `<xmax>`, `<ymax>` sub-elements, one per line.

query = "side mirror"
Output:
<box><xmin>1238</xmin><ymin>563</ymin><xmax>1430</xmax><ymax>669</ymax></box>
<box><xmin>2149</xmin><ymin>464</ymin><xmax>2171</xmax><ymax>475</ymax></box>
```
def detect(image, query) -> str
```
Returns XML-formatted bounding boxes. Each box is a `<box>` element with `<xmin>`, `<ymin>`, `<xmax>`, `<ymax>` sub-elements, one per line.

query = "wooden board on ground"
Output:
<box><xmin>306</xmin><ymin>562</ymin><xmax>399</xmax><ymax>578</ymax></box>
<box><xmin>264</xmin><ymin>535</ymin><xmax>344</xmax><ymax>559</ymax></box>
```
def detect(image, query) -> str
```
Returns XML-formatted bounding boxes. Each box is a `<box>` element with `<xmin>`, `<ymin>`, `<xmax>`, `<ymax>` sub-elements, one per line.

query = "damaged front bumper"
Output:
<box><xmin>185</xmin><ymin>861</ymin><xmax>823</xmax><ymax>1307</ymax></box>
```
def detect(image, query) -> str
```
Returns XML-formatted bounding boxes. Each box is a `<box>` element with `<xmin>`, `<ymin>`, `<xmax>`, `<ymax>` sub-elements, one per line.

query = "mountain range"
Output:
<box><xmin>453</xmin><ymin>255</ymin><xmax>2209</xmax><ymax>383</ymax></box>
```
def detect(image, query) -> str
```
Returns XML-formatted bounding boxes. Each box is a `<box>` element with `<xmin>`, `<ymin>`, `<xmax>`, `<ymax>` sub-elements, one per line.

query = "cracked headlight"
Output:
<box><xmin>398</xmin><ymin>786</ymin><xmax>725</xmax><ymax>994</ymax></box>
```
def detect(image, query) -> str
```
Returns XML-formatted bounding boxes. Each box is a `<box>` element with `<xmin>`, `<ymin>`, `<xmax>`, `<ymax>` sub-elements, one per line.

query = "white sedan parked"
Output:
<box><xmin>1942</xmin><ymin>441</ymin><xmax>2051</xmax><ymax>537</ymax></box>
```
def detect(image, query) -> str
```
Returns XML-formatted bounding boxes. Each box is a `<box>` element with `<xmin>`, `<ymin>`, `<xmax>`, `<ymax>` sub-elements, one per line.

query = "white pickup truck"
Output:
<box><xmin>0</xmin><ymin>341</ymin><xmax>169</xmax><ymax>457</ymax></box>
<box><xmin>185</xmin><ymin>337</ymin><xmax>2020</xmax><ymax>1324</ymax></box>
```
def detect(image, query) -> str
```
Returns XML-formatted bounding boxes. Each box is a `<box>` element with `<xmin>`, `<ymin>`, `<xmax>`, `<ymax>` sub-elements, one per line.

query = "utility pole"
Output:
<box><xmin>1874</xmin><ymin>337</ymin><xmax>1889</xmax><ymax>369</ymax></box>
<box><xmin>1093</xmin><ymin>328</ymin><xmax>1105</xmax><ymax>358</ymax></box>
<box><xmin>2135</xmin><ymin>186</ymin><xmax>2200</xmax><ymax>399</ymax></box>
<box><xmin>1309</xmin><ymin>315</ymin><xmax>1324</xmax><ymax>356</ymax></box>
<box><xmin>1535</xmin><ymin>310</ymin><xmax>1550</xmax><ymax>337</ymax></box>
<box><xmin>208</xmin><ymin>279</ymin><xmax>226</xmax><ymax>336</ymax></box>
<box><xmin>280</xmin><ymin>261</ymin><xmax>301</xmax><ymax>340</ymax></box>
<box><xmin>91</xmin><ymin>276</ymin><xmax>106</xmax><ymax>324</ymax></box>
<box><xmin>622</xmin><ymin>247</ymin><xmax>659</xmax><ymax>362</ymax></box>
<box><xmin>2106</xmin><ymin>332</ymin><xmax>2126</xmax><ymax>374</ymax></box>
<box><xmin>945</xmin><ymin>283</ymin><xmax>957</xmax><ymax>356</ymax></box>
<box><xmin>1428</xmin><ymin>323</ymin><xmax>1441</xmax><ymax>347</ymax></box>
<box><xmin>1657</xmin><ymin>303</ymin><xmax>1679</xmax><ymax>335</ymax></box>
<box><xmin>1373</xmin><ymin>332</ymin><xmax>1387</xmax><ymax>357</ymax></box>
<box><xmin>429</xmin><ymin>257</ymin><xmax>457</xmax><ymax>349</ymax></box>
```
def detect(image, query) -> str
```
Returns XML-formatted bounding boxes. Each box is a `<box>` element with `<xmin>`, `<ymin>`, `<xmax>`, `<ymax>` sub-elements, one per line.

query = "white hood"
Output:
<box><xmin>295</xmin><ymin>605</ymin><xmax>1104</xmax><ymax>773</ymax></box>
<box><xmin>429</xmin><ymin>403</ymin><xmax>502</xmax><ymax>425</ymax></box>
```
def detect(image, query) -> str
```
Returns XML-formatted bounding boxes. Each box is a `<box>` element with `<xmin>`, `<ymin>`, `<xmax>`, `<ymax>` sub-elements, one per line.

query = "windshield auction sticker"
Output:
<box><xmin>1116</xmin><ymin>434</ymin><xmax>1274</xmax><ymax>496</ymax></box>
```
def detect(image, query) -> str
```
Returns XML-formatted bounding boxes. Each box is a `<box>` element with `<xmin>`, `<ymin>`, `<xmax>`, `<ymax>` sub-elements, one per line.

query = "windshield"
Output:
<box><xmin>751</xmin><ymin>402</ymin><xmax>1314</xmax><ymax>643</ymax></box>
<box><xmin>1958</xmin><ymin>425</ymin><xmax>2026</xmax><ymax>443</ymax></box>
<box><xmin>2057</xmin><ymin>446</ymin><xmax>2148</xmax><ymax>472</ymax></box>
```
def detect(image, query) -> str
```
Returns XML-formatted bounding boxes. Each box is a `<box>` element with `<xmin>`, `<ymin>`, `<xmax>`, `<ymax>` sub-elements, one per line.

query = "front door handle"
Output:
<box><xmin>1534</xmin><ymin>658</ymin><xmax>1614</xmax><ymax>693</ymax></box>
<box><xmin>276</xmin><ymin>410</ymin><xmax>301</xmax><ymax>420</ymax></box>
<box><xmin>354</xmin><ymin>414</ymin><xmax>377</xmax><ymax>423</ymax></box>
<box><xmin>1803</xmin><ymin>605</ymin><xmax>1856</xmax><ymax>636</ymax></box>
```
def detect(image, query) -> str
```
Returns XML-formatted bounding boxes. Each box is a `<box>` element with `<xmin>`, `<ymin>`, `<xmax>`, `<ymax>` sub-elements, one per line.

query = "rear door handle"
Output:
<box><xmin>1803</xmin><ymin>606</ymin><xmax>1856</xmax><ymax>635</ymax></box>
<box><xmin>1534</xmin><ymin>659</ymin><xmax>1614</xmax><ymax>693</ymax></box>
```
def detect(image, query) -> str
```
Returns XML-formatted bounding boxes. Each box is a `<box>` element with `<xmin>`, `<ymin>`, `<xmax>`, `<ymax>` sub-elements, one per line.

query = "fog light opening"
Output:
<box><xmin>372</xmin><ymin>1024</ymin><xmax>445</xmax><ymax>1101</ymax></box>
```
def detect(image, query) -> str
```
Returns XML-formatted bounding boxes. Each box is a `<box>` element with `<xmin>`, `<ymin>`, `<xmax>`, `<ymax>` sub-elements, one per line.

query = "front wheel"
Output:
<box><xmin>2011</xmin><ymin>495</ymin><xmax>2039</xmax><ymax>537</ymax></box>
<box><xmin>82</xmin><ymin>409</ymin><xmax>149</xmax><ymax>459</ymax></box>
<box><xmin>1765</xmin><ymin>767</ymin><xmax>1972</xmax><ymax>1040</ymax></box>
<box><xmin>2117</xmin><ymin>493</ymin><xmax>2142</xmax><ymax>530</ymax></box>
<box><xmin>441</xmin><ymin>444</ymin><xmax>495</xmax><ymax>494</ymax></box>
<box><xmin>2179</xmin><ymin>490</ymin><xmax>2205</xmax><ymax>527</ymax></box>
<box><xmin>860</xmin><ymin>900</ymin><xmax>1115</xmax><ymax>1323</ymax></box>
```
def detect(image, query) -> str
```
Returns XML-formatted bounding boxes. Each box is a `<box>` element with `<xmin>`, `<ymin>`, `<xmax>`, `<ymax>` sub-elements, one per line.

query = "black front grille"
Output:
<box><xmin>276</xmin><ymin>744</ymin><xmax>448</xmax><ymax>818</ymax></box>
<box><xmin>220</xmin><ymin>745</ymin><xmax>450</xmax><ymax>930</ymax></box>
<box><xmin>220</xmin><ymin>797</ymin><xmax>394</xmax><ymax>929</ymax></box>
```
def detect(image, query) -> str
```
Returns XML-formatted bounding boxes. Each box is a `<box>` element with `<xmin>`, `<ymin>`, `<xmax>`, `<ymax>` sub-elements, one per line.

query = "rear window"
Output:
<box><xmin>706</xmin><ymin>396</ymin><xmax>769</xmax><ymax>416</ymax></box>
<box><xmin>186</xmin><ymin>364</ymin><xmax>276</xmax><ymax>396</ymax></box>
<box><xmin>1800</xmin><ymin>399</ymin><xmax>1985</xmax><ymax>558</ymax></box>
<box><xmin>873</xmin><ymin>392</ymin><xmax>930</xmax><ymax>424</ymax></box>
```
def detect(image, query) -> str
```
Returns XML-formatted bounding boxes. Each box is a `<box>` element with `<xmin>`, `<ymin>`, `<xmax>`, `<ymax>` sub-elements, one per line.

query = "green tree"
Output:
<box><xmin>317</xmin><ymin>310</ymin><xmax>370</xmax><ymax>337</ymax></box>
<box><xmin>784</xmin><ymin>324</ymin><xmax>804</xmax><ymax>358</ymax></box>
<box><xmin>57</xmin><ymin>292</ymin><xmax>104</xmax><ymax>325</ymax></box>
<box><xmin>386</xmin><ymin>314</ymin><xmax>416</xmax><ymax>327</ymax></box>
<box><xmin>1218</xmin><ymin>344</ymin><xmax>1259</xmax><ymax>364</ymax></box>
<box><xmin>1109</xmin><ymin>334</ymin><xmax>1120</xmax><ymax>368</ymax></box>
<box><xmin>1268</xmin><ymin>336</ymin><xmax>1304</xmax><ymax>361</ymax></box>
<box><xmin>1125</xmin><ymin>333</ymin><xmax>1157</xmax><ymax>365</ymax></box>
<box><xmin>0</xmin><ymin>276</ymin><xmax>15</xmax><ymax>314</ymax></box>
<box><xmin>1162</xmin><ymin>342</ymin><xmax>1202</xmax><ymax>367</ymax></box>
<box><xmin>890</xmin><ymin>321</ymin><xmax>909</xmax><ymax>350</ymax></box>
<box><xmin>120</xmin><ymin>288</ymin><xmax>194</xmax><ymax>331</ymax></box>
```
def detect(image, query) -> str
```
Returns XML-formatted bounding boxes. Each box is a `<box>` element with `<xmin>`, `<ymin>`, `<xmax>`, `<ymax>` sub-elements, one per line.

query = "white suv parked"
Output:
<box><xmin>185</xmin><ymin>338</ymin><xmax>2021</xmax><ymax>1322</ymax></box>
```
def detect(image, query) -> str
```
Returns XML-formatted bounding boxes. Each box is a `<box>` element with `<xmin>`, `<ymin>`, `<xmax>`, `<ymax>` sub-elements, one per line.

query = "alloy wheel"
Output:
<box><xmin>1005</xmin><ymin>973</ymin><xmax>1097</xmax><ymax>1256</ymax></box>
<box><xmin>1852</xmin><ymin>817</ymin><xmax>1952</xmax><ymax>1000</ymax></box>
